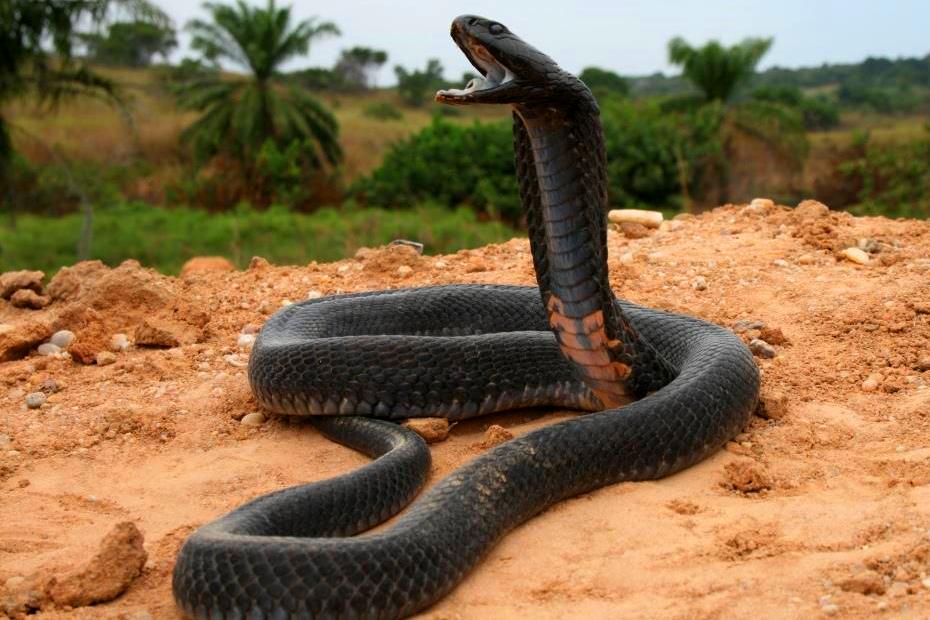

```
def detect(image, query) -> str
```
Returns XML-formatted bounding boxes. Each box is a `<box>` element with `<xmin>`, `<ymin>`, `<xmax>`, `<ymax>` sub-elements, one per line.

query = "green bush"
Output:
<box><xmin>0</xmin><ymin>201</ymin><xmax>517</xmax><ymax>275</ymax></box>
<box><xmin>839</xmin><ymin>128</ymin><xmax>930</xmax><ymax>219</ymax></box>
<box><xmin>352</xmin><ymin>116</ymin><xmax>520</xmax><ymax>221</ymax></box>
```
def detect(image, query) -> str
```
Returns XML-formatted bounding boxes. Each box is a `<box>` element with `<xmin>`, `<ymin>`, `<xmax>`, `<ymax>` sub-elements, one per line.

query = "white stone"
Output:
<box><xmin>37</xmin><ymin>343</ymin><xmax>61</xmax><ymax>356</ymax></box>
<box><xmin>841</xmin><ymin>247</ymin><xmax>870</xmax><ymax>265</ymax></box>
<box><xmin>49</xmin><ymin>330</ymin><xmax>75</xmax><ymax>348</ymax></box>
<box><xmin>607</xmin><ymin>209</ymin><xmax>663</xmax><ymax>228</ymax></box>
<box><xmin>240</xmin><ymin>412</ymin><xmax>266</xmax><ymax>427</ymax></box>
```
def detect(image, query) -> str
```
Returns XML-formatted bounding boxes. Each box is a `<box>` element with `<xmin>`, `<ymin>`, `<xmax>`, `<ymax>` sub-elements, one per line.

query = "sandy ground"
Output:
<box><xmin>1</xmin><ymin>200</ymin><xmax>930</xmax><ymax>619</ymax></box>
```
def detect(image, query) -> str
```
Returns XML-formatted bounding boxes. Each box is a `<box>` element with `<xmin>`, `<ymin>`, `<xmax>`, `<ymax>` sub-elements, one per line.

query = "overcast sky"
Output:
<box><xmin>154</xmin><ymin>0</ymin><xmax>930</xmax><ymax>84</ymax></box>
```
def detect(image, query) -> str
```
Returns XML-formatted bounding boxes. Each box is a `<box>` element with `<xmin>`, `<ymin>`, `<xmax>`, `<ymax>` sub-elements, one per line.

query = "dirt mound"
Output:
<box><xmin>1</xmin><ymin>201</ymin><xmax>929</xmax><ymax>618</ymax></box>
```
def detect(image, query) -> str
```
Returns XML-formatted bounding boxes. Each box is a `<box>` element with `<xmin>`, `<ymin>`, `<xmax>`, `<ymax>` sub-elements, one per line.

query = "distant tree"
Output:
<box><xmin>80</xmin><ymin>20</ymin><xmax>177</xmax><ymax>67</ymax></box>
<box><xmin>0</xmin><ymin>0</ymin><xmax>168</xmax><ymax>172</ymax></box>
<box><xmin>667</xmin><ymin>36</ymin><xmax>807</xmax><ymax>208</ymax></box>
<box><xmin>579</xmin><ymin>67</ymin><xmax>629</xmax><ymax>99</ymax></box>
<box><xmin>668</xmin><ymin>36</ymin><xmax>772</xmax><ymax>102</ymax></box>
<box><xmin>175</xmin><ymin>0</ymin><xmax>343</xmax><ymax>184</ymax></box>
<box><xmin>333</xmin><ymin>46</ymin><xmax>388</xmax><ymax>90</ymax></box>
<box><xmin>394</xmin><ymin>59</ymin><xmax>445</xmax><ymax>107</ymax></box>
<box><xmin>752</xmin><ymin>85</ymin><xmax>839</xmax><ymax>130</ymax></box>
<box><xmin>292</xmin><ymin>67</ymin><xmax>342</xmax><ymax>91</ymax></box>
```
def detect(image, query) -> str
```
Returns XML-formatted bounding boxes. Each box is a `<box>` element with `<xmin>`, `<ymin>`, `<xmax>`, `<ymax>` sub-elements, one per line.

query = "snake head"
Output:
<box><xmin>436</xmin><ymin>15</ymin><xmax>589</xmax><ymax>107</ymax></box>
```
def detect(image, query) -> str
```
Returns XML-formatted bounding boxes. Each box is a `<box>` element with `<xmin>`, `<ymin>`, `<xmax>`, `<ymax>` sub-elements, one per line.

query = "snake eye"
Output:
<box><xmin>489</xmin><ymin>23</ymin><xmax>505</xmax><ymax>35</ymax></box>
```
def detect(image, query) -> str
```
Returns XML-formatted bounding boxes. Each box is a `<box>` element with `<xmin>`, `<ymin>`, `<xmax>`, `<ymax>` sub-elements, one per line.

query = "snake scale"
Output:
<box><xmin>173</xmin><ymin>15</ymin><xmax>761</xmax><ymax>620</ymax></box>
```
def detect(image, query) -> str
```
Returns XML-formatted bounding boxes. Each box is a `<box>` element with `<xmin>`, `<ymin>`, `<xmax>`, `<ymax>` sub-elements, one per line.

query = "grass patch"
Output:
<box><xmin>0</xmin><ymin>202</ymin><xmax>518</xmax><ymax>275</ymax></box>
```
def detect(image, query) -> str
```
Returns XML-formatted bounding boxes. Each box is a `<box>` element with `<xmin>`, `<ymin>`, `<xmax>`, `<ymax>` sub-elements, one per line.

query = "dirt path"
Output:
<box><xmin>1</xmin><ymin>200</ymin><xmax>929</xmax><ymax>619</ymax></box>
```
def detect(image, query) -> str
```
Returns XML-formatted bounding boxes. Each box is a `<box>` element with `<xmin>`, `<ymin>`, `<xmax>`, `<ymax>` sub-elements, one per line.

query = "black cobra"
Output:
<box><xmin>173</xmin><ymin>15</ymin><xmax>760</xmax><ymax>620</ymax></box>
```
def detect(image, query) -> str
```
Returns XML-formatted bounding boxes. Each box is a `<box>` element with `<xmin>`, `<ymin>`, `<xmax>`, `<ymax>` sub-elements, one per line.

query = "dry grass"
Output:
<box><xmin>4</xmin><ymin>66</ymin><xmax>509</xmax><ymax>189</ymax></box>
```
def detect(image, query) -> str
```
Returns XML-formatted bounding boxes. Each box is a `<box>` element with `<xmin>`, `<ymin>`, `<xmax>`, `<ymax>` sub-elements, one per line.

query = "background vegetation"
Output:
<box><xmin>2</xmin><ymin>0</ymin><xmax>929</xmax><ymax>275</ymax></box>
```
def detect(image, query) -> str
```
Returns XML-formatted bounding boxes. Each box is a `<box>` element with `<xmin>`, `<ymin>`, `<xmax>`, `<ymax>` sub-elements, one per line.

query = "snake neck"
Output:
<box><xmin>513</xmin><ymin>99</ymin><xmax>674</xmax><ymax>406</ymax></box>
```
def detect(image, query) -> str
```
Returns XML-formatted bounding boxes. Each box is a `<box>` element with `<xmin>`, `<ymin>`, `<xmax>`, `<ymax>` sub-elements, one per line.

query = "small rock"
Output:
<box><xmin>26</xmin><ymin>392</ymin><xmax>47</xmax><ymax>409</ymax></box>
<box><xmin>862</xmin><ymin>373</ymin><xmax>883</xmax><ymax>392</ymax></box>
<box><xmin>839</xmin><ymin>570</ymin><xmax>886</xmax><ymax>595</ymax></box>
<box><xmin>280</xmin><ymin>299</ymin><xmax>293</xmax><ymax>307</ymax></box>
<box><xmin>749</xmin><ymin>339</ymin><xmax>776</xmax><ymax>359</ymax></box>
<box><xmin>691</xmin><ymin>276</ymin><xmax>707</xmax><ymax>291</ymax></box>
<box><xmin>38</xmin><ymin>378</ymin><xmax>61</xmax><ymax>394</ymax></box>
<box><xmin>306</xmin><ymin>290</ymin><xmax>323</xmax><ymax>300</ymax></box>
<box><xmin>240</xmin><ymin>412</ymin><xmax>266</xmax><ymax>427</ymax></box>
<box><xmin>922</xmin><ymin>577</ymin><xmax>930</xmax><ymax>589</ymax></box>
<box><xmin>759</xmin><ymin>326</ymin><xmax>789</xmax><ymax>345</ymax></box>
<box><xmin>109</xmin><ymin>333</ymin><xmax>130</xmax><ymax>352</ymax></box>
<box><xmin>0</xmin><ymin>270</ymin><xmax>44</xmax><ymax>299</ymax></box>
<box><xmin>732</xmin><ymin>320</ymin><xmax>765</xmax><ymax>333</ymax></box>
<box><xmin>37</xmin><ymin>342</ymin><xmax>61</xmax><ymax>356</ymax></box>
<box><xmin>224</xmin><ymin>354</ymin><xmax>249</xmax><ymax>368</ymax></box>
<box><xmin>841</xmin><ymin>247</ymin><xmax>870</xmax><ymax>265</ymax></box>
<box><xmin>10</xmin><ymin>289</ymin><xmax>50</xmax><ymax>309</ymax></box>
<box><xmin>822</xmin><ymin>604</ymin><xmax>840</xmax><ymax>616</ymax></box>
<box><xmin>248</xmin><ymin>256</ymin><xmax>270</xmax><ymax>270</ymax></box>
<box><xmin>403</xmin><ymin>418</ymin><xmax>450</xmax><ymax>443</ymax></box>
<box><xmin>47</xmin><ymin>521</ymin><xmax>147</xmax><ymax>608</ymax></box>
<box><xmin>794</xmin><ymin>199</ymin><xmax>829</xmax><ymax>219</ymax></box>
<box><xmin>237</xmin><ymin>334</ymin><xmax>256</xmax><ymax>349</ymax></box>
<box><xmin>857</xmin><ymin>237</ymin><xmax>881</xmax><ymax>253</ymax></box>
<box><xmin>478</xmin><ymin>424</ymin><xmax>513</xmax><ymax>449</ymax></box>
<box><xmin>771</xmin><ymin>259</ymin><xmax>790</xmax><ymax>268</ymax></box>
<box><xmin>388</xmin><ymin>239</ymin><xmax>424</xmax><ymax>254</ymax></box>
<box><xmin>758</xmin><ymin>390</ymin><xmax>788</xmax><ymax>420</ymax></box>
<box><xmin>396</xmin><ymin>265</ymin><xmax>413</xmax><ymax>277</ymax></box>
<box><xmin>96</xmin><ymin>351</ymin><xmax>117</xmax><ymax>366</ymax></box>
<box><xmin>722</xmin><ymin>461</ymin><xmax>772</xmax><ymax>493</ymax></box>
<box><xmin>607</xmin><ymin>209</ymin><xmax>663</xmax><ymax>228</ymax></box>
<box><xmin>667</xmin><ymin>220</ymin><xmax>684</xmax><ymax>232</ymax></box>
<box><xmin>257</xmin><ymin>300</ymin><xmax>275</xmax><ymax>314</ymax></box>
<box><xmin>797</xmin><ymin>254</ymin><xmax>816</xmax><ymax>265</ymax></box>
<box><xmin>618</xmin><ymin>252</ymin><xmax>636</xmax><ymax>265</ymax></box>
<box><xmin>134</xmin><ymin>320</ymin><xmax>181</xmax><ymax>348</ymax></box>
<box><xmin>241</xmin><ymin>324</ymin><xmax>262</xmax><ymax>335</ymax></box>
<box><xmin>50</xmin><ymin>330</ymin><xmax>75</xmax><ymax>348</ymax></box>
<box><xmin>747</xmin><ymin>197</ymin><xmax>775</xmax><ymax>213</ymax></box>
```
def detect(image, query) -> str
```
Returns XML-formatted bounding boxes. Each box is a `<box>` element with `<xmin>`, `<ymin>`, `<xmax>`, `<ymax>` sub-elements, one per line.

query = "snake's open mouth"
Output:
<box><xmin>436</xmin><ymin>25</ymin><xmax>514</xmax><ymax>103</ymax></box>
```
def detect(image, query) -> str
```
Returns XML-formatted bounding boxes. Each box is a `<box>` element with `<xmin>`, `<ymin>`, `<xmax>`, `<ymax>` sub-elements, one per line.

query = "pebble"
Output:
<box><xmin>96</xmin><ymin>351</ymin><xmax>117</xmax><ymax>366</ymax></box>
<box><xmin>49</xmin><ymin>330</ymin><xmax>75</xmax><ymax>348</ymax></box>
<box><xmin>797</xmin><ymin>254</ymin><xmax>816</xmax><ymax>265</ymax></box>
<box><xmin>224</xmin><ymin>354</ymin><xmax>249</xmax><ymax>368</ymax></box>
<box><xmin>434</xmin><ymin>260</ymin><xmax>448</xmax><ymax>269</ymax></box>
<box><xmin>240</xmin><ymin>412</ymin><xmax>266</xmax><ymax>427</ymax></box>
<box><xmin>691</xmin><ymin>276</ymin><xmax>707</xmax><ymax>291</ymax></box>
<box><xmin>732</xmin><ymin>320</ymin><xmax>765</xmax><ymax>333</ymax></box>
<box><xmin>747</xmin><ymin>197</ymin><xmax>774</xmax><ymax>212</ymax></box>
<box><xmin>37</xmin><ymin>342</ymin><xmax>61</xmax><ymax>356</ymax></box>
<box><xmin>241</xmin><ymin>324</ymin><xmax>262</xmax><ymax>335</ymax></box>
<box><xmin>771</xmin><ymin>259</ymin><xmax>790</xmax><ymax>268</ymax></box>
<box><xmin>861</xmin><ymin>373</ymin><xmax>883</xmax><ymax>392</ymax></box>
<box><xmin>916</xmin><ymin>356</ymin><xmax>930</xmax><ymax>372</ymax></box>
<box><xmin>618</xmin><ymin>252</ymin><xmax>636</xmax><ymax>265</ymax></box>
<box><xmin>841</xmin><ymin>247</ymin><xmax>870</xmax><ymax>265</ymax></box>
<box><xmin>39</xmin><ymin>378</ymin><xmax>61</xmax><ymax>394</ymax></box>
<box><xmin>403</xmin><ymin>418</ymin><xmax>450</xmax><ymax>443</ymax></box>
<box><xmin>607</xmin><ymin>209</ymin><xmax>663</xmax><ymax>228</ymax></box>
<box><xmin>306</xmin><ymin>290</ymin><xmax>323</xmax><ymax>300</ymax></box>
<box><xmin>922</xmin><ymin>577</ymin><xmax>930</xmax><ymax>589</ymax></box>
<box><xmin>822</xmin><ymin>604</ymin><xmax>840</xmax><ymax>616</ymax></box>
<box><xmin>109</xmin><ymin>333</ymin><xmax>130</xmax><ymax>352</ymax></box>
<box><xmin>237</xmin><ymin>334</ymin><xmax>256</xmax><ymax>349</ymax></box>
<box><xmin>396</xmin><ymin>265</ymin><xmax>413</xmax><ymax>277</ymax></box>
<box><xmin>749</xmin><ymin>339</ymin><xmax>776</xmax><ymax>359</ymax></box>
<box><xmin>25</xmin><ymin>392</ymin><xmax>47</xmax><ymax>409</ymax></box>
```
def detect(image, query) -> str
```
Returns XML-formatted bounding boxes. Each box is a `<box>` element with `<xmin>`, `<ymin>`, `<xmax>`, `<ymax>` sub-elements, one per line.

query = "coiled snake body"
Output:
<box><xmin>173</xmin><ymin>15</ymin><xmax>760</xmax><ymax>620</ymax></box>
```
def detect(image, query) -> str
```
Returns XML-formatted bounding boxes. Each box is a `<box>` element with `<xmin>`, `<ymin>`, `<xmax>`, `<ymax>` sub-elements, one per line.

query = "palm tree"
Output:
<box><xmin>667</xmin><ymin>36</ymin><xmax>807</xmax><ymax>208</ymax></box>
<box><xmin>176</xmin><ymin>0</ymin><xmax>342</xmax><ymax>176</ymax></box>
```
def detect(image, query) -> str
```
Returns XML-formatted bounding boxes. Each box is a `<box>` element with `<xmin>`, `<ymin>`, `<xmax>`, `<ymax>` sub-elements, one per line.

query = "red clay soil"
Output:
<box><xmin>1</xmin><ymin>200</ymin><xmax>930</xmax><ymax>619</ymax></box>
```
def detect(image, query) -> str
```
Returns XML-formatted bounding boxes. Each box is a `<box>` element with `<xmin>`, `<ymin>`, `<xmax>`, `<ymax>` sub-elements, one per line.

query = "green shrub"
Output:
<box><xmin>0</xmin><ymin>201</ymin><xmax>517</xmax><ymax>275</ymax></box>
<box><xmin>362</xmin><ymin>101</ymin><xmax>404</xmax><ymax>121</ymax></box>
<box><xmin>839</xmin><ymin>128</ymin><xmax>930</xmax><ymax>219</ymax></box>
<box><xmin>352</xmin><ymin>116</ymin><xmax>520</xmax><ymax>222</ymax></box>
